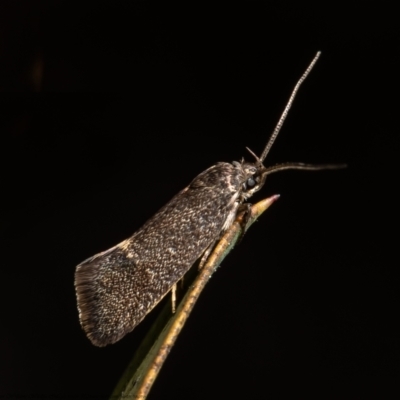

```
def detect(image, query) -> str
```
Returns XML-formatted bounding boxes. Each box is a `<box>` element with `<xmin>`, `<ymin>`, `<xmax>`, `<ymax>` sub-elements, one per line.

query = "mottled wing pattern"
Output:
<box><xmin>75</xmin><ymin>162</ymin><xmax>242</xmax><ymax>346</ymax></box>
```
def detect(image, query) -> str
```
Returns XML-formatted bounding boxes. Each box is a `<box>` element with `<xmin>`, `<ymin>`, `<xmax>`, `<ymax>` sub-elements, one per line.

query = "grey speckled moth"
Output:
<box><xmin>75</xmin><ymin>51</ymin><xmax>345</xmax><ymax>346</ymax></box>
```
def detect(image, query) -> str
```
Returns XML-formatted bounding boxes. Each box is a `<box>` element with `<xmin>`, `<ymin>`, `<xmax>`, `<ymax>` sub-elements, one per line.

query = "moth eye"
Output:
<box><xmin>246</xmin><ymin>177</ymin><xmax>255</xmax><ymax>188</ymax></box>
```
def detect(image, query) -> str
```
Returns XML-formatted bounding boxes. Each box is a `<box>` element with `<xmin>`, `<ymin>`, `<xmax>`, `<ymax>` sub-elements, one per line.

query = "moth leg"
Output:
<box><xmin>237</xmin><ymin>202</ymin><xmax>252</xmax><ymax>243</ymax></box>
<box><xmin>171</xmin><ymin>283</ymin><xmax>177</xmax><ymax>314</ymax></box>
<box><xmin>198</xmin><ymin>239</ymin><xmax>217</xmax><ymax>270</ymax></box>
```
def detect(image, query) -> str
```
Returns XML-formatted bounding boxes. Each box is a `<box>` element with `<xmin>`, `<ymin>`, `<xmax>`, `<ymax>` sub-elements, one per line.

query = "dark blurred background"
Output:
<box><xmin>0</xmin><ymin>2</ymin><xmax>398</xmax><ymax>399</ymax></box>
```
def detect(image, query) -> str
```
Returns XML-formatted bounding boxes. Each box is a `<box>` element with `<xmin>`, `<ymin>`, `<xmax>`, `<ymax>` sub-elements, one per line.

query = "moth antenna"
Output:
<box><xmin>262</xmin><ymin>162</ymin><xmax>347</xmax><ymax>176</ymax></box>
<box><xmin>245</xmin><ymin>147</ymin><xmax>262</xmax><ymax>164</ymax></box>
<box><xmin>259</xmin><ymin>51</ymin><xmax>321</xmax><ymax>163</ymax></box>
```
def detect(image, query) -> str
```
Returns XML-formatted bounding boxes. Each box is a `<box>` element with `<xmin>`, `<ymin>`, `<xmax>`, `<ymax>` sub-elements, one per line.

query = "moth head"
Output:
<box><xmin>237</xmin><ymin>160</ymin><xmax>268</xmax><ymax>199</ymax></box>
<box><xmin>242</xmin><ymin>146</ymin><xmax>345</xmax><ymax>199</ymax></box>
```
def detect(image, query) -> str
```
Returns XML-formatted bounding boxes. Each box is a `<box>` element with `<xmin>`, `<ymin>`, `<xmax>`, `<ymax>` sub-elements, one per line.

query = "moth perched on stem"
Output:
<box><xmin>75</xmin><ymin>51</ymin><xmax>345</xmax><ymax>347</ymax></box>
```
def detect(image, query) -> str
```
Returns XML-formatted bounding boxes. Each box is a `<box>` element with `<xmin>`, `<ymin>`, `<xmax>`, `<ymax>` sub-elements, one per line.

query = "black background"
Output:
<box><xmin>1</xmin><ymin>2</ymin><xmax>398</xmax><ymax>399</ymax></box>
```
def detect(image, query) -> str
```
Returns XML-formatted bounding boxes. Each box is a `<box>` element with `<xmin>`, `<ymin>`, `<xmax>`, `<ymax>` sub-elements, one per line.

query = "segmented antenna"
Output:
<box><xmin>260</xmin><ymin>51</ymin><xmax>321</xmax><ymax>163</ymax></box>
<box><xmin>262</xmin><ymin>162</ymin><xmax>347</xmax><ymax>175</ymax></box>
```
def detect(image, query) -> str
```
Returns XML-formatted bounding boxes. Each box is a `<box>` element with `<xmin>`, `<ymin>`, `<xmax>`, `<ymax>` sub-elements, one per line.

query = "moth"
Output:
<box><xmin>75</xmin><ymin>51</ymin><xmax>344</xmax><ymax>346</ymax></box>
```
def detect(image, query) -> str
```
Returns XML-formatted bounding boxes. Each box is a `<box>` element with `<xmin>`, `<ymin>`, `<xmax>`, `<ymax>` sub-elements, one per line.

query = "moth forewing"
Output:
<box><xmin>75</xmin><ymin>162</ymin><xmax>255</xmax><ymax>346</ymax></box>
